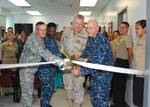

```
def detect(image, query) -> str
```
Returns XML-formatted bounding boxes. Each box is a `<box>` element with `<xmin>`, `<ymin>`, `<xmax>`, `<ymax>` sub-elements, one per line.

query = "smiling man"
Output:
<box><xmin>72</xmin><ymin>19</ymin><xmax>114</xmax><ymax>107</ymax></box>
<box><xmin>19</xmin><ymin>21</ymin><xmax>64</xmax><ymax>107</ymax></box>
<box><xmin>61</xmin><ymin>15</ymin><xmax>88</xmax><ymax>107</ymax></box>
<box><xmin>38</xmin><ymin>22</ymin><xmax>64</xmax><ymax>107</ymax></box>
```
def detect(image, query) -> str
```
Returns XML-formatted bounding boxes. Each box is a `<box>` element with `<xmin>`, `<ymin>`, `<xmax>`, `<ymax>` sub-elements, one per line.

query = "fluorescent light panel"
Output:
<box><xmin>8</xmin><ymin>0</ymin><xmax>31</xmax><ymax>6</ymax></box>
<box><xmin>26</xmin><ymin>11</ymin><xmax>42</xmax><ymax>15</ymax></box>
<box><xmin>80</xmin><ymin>0</ymin><xmax>97</xmax><ymax>7</ymax></box>
<box><xmin>79</xmin><ymin>11</ymin><xmax>92</xmax><ymax>16</ymax></box>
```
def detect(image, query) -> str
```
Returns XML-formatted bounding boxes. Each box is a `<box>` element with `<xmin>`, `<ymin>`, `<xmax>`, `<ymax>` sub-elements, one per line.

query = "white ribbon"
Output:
<box><xmin>72</xmin><ymin>61</ymin><xmax>143</xmax><ymax>76</ymax></box>
<box><xmin>0</xmin><ymin>61</ymin><xmax>56</xmax><ymax>69</ymax></box>
<box><xmin>0</xmin><ymin>60</ymin><xmax>143</xmax><ymax>76</ymax></box>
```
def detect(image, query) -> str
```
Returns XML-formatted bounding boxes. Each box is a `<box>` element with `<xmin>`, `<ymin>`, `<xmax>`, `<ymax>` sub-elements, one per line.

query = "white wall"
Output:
<box><xmin>8</xmin><ymin>15</ymin><xmax>97</xmax><ymax>32</ymax></box>
<box><xmin>98</xmin><ymin>0</ymin><xmax>146</xmax><ymax>42</ymax></box>
<box><xmin>98</xmin><ymin>0</ymin><xmax>146</xmax><ymax>106</ymax></box>
<box><xmin>0</xmin><ymin>15</ymin><xmax>6</xmax><ymax>27</ymax></box>
<box><xmin>0</xmin><ymin>8</ymin><xmax>10</xmax><ymax>27</ymax></box>
<box><xmin>10</xmin><ymin>15</ymin><xmax>73</xmax><ymax>31</ymax></box>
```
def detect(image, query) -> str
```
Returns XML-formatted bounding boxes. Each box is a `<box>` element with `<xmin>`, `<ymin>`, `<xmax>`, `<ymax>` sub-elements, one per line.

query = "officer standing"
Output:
<box><xmin>61</xmin><ymin>15</ymin><xmax>88</xmax><ymax>107</ymax></box>
<box><xmin>72</xmin><ymin>19</ymin><xmax>114</xmax><ymax>107</ymax></box>
<box><xmin>39</xmin><ymin>22</ymin><xmax>64</xmax><ymax>107</ymax></box>
<box><xmin>19</xmin><ymin>21</ymin><xmax>64</xmax><ymax>107</ymax></box>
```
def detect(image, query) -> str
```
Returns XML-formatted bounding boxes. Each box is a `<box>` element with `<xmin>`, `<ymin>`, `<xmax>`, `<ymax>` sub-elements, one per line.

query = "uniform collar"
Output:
<box><xmin>93</xmin><ymin>32</ymin><xmax>100</xmax><ymax>39</ymax></box>
<box><xmin>121</xmin><ymin>33</ymin><xmax>128</xmax><ymax>36</ymax></box>
<box><xmin>89</xmin><ymin>32</ymin><xmax>100</xmax><ymax>42</ymax></box>
<box><xmin>71</xmin><ymin>27</ymin><xmax>84</xmax><ymax>35</ymax></box>
<box><xmin>137</xmin><ymin>34</ymin><xmax>146</xmax><ymax>41</ymax></box>
<box><xmin>45</xmin><ymin>35</ymin><xmax>55</xmax><ymax>39</ymax></box>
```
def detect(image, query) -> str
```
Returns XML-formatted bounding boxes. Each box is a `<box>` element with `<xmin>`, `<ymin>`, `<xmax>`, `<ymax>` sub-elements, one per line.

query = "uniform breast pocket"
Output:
<box><xmin>137</xmin><ymin>43</ymin><xmax>144</xmax><ymax>47</ymax></box>
<box><xmin>75</xmin><ymin>39</ymin><xmax>82</xmax><ymax>44</ymax></box>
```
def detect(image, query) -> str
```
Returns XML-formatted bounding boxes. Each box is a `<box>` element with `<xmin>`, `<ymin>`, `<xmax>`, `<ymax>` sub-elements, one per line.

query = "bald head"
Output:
<box><xmin>87</xmin><ymin>19</ymin><xmax>98</xmax><ymax>27</ymax></box>
<box><xmin>86</xmin><ymin>19</ymin><xmax>99</xmax><ymax>37</ymax></box>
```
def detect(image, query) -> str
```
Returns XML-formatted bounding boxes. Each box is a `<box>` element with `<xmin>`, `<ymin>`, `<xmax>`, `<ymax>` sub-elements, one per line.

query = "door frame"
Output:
<box><xmin>143</xmin><ymin>0</ymin><xmax>150</xmax><ymax>106</ymax></box>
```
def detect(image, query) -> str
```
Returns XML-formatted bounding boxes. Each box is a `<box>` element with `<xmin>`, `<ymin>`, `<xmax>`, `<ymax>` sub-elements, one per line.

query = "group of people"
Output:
<box><xmin>0</xmin><ymin>14</ymin><xmax>146</xmax><ymax>107</ymax></box>
<box><xmin>107</xmin><ymin>20</ymin><xmax>146</xmax><ymax>107</ymax></box>
<box><xmin>0</xmin><ymin>27</ymin><xmax>27</xmax><ymax>102</ymax></box>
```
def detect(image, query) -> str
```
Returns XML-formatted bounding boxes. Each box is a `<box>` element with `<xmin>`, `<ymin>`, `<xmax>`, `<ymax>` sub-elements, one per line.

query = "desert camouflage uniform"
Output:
<box><xmin>61</xmin><ymin>27</ymin><xmax>88</xmax><ymax>105</ymax></box>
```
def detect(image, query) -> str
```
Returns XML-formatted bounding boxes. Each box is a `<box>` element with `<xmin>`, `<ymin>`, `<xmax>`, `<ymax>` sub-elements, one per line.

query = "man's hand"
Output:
<box><xmin>55</xmin><ymin>59</ymin><xmax>65</xmax><ymax>70</ymax></box>
<box><xmin>56</xmin><ymin>58</ymin><xmax>73</xmax><ymax>70</ymax></box>
<box><xmin>71</xmin><ymin>52</ymin><xmax>81</xmax><ymax>60</ymax></box>
<box><xmin>72</xmin><ymin>65</ymin><xmax>81</xmax><ymax>76</ymax></box>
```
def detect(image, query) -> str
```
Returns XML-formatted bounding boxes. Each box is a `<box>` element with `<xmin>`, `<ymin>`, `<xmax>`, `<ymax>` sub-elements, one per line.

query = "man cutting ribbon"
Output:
<box><xmin>19</xmin><ymin>21</ymin><xmax>64</xmax><ymax>107</ymax></box>
<box><xmin>72</xmin><ymin>19</ymin><xmax>114</xmax><ymax>107</ymax></box>
<box><xmin>61</xmin><ymin>15</ymin><xmax>88</xmax><ymax>107</ymax></box>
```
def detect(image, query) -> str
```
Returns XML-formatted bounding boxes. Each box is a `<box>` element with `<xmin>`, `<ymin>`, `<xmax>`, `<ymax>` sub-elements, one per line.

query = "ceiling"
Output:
<box><xmin>0</xmin><ymin>0</ymin><xmax>110</xmax><ymax>17</ymax></box>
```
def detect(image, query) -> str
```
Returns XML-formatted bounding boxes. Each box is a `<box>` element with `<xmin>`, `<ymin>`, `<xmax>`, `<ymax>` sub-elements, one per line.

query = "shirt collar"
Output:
<box><xmin>94</xmin><ymin>32</ymin><xmax>100</xmax><ymax>39</ymax></box>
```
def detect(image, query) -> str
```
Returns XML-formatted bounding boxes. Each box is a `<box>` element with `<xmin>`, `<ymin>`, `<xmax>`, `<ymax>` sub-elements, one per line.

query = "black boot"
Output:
<box><xmin>49</xmin><ymin>104</ymin><xmax>52</xmax><ymax>107</ymax></box>
<box><xmin>13</xmin><ymin>89</ymin><xmax>19</xmax><ymax>103</ymax></box>
<box><xmin>13</xmin><ymin>88</ymin><xmax>20</xmax><ymax>103</ymax></box>
<box><xmin>13</xmin><ymin>71</ymin><xmax>21</xmax><ymax>103</ymax></box>
<box><xmin>38</xmin><ymin>88</ymin><xmax>41</xmax><ymax>98</ymax></box>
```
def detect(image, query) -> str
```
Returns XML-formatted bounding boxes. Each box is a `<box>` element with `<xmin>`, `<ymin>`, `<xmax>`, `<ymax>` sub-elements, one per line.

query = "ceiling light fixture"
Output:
<box><xmin>8</xmin><ymin>0</ymin><xmax>31</xmax><ymax>7</ymax></box>
<box><xmin>79</xmin><ymin>11</ymin><xmax>92</xmax><ymax>16</ymax></box>
<box><xmin>80</xmin><ymin>0</ymin><xmax>97</xmax><ymax>7</ymax></box>
<box><xmin>26</xmin><ymin>11</ymin><xmax>42</xmax><ymax>15</ymax></box>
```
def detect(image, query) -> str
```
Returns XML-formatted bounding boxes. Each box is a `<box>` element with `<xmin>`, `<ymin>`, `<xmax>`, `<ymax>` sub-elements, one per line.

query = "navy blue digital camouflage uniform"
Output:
<box><xmin>39</xmin><ymin>36</ymin><xmax>64</xmax><ymax>107</ymax></box>
<box><xmin>80</xmin><ymin>33</ymin><xmax>114</xmax><ymax>107</ymax></box>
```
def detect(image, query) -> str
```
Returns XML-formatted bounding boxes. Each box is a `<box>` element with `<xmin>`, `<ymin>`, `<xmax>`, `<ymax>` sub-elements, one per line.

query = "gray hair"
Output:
<box><xmin>73</xmin><ymin>14</ymin><xmax>84</xmax><ymax>22</ymax></box>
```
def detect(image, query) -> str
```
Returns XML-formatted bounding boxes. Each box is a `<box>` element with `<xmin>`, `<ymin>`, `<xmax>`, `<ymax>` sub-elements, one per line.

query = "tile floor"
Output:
<box><xmin>0</xmin><ymin>89</ymin><xmax>93</xmax><ymax>107</ymax></box>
